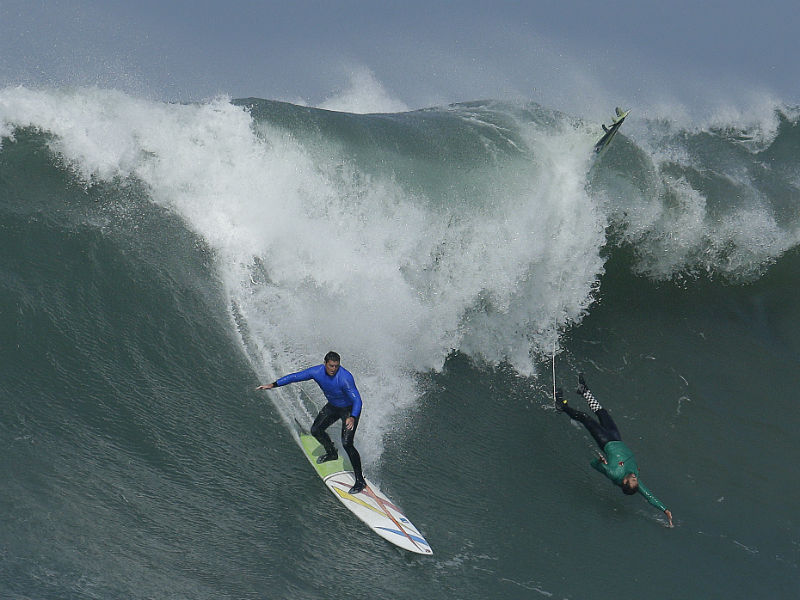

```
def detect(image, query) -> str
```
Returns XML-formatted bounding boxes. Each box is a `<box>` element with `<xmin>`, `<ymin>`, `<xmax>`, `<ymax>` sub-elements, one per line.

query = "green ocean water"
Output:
<box><xmin>1</xmin><ymin>88</ymin><xmax>799</xmax><ymax>599</ymax></box>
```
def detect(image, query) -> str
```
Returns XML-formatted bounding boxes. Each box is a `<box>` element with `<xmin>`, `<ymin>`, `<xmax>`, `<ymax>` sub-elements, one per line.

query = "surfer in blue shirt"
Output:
<box><xmin>257</xmin><ymin>351</ymin><xmax>367</xmax><ymax>494</ymax></box>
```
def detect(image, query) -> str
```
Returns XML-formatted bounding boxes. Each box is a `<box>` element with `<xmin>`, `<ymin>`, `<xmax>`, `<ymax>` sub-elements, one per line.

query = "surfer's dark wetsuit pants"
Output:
<box><xmin>562</xmin><ymin>405</ymin><xmax>622</xmax><ymax>449</ymax></box>
<box><xmin>311</xmin><ymin>403</ymin><xmax>364</xmax><ymax>481</ymax></box>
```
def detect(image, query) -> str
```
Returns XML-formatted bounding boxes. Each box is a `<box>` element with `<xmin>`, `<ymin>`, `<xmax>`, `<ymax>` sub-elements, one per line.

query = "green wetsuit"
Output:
<box><xmin>591</xmin><ymin>441</ymin><xmax>667</xmax><ymax>512</ymax></box>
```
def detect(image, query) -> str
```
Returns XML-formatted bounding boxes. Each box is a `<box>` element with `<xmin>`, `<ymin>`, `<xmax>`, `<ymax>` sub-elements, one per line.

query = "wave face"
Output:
<box><xmin>1</xmin><ymin>87</ymin><xmax>799</xmax><ymax>599</ymax></box>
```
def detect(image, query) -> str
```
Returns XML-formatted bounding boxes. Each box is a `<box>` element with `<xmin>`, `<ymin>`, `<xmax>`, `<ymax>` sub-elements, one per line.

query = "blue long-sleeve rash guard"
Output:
<box><xmin>276</xmin><ymin>364</ymin><xmax>363</xmax><ymax>417</ymax></box>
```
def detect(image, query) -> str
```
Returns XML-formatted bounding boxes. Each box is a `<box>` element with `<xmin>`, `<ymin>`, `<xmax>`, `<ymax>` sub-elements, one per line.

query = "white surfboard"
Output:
<box><xmin>297</xmin><ymin>429</ymin><xmax>433</xmax><ymax>555</ymax></box>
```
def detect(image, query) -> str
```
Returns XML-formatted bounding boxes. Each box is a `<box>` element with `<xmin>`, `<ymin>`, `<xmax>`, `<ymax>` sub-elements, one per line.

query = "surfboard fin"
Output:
<box><xmin>612</xmin><ymin>107</ymin><xmax>630</xmax><ymax>124</ymax></box>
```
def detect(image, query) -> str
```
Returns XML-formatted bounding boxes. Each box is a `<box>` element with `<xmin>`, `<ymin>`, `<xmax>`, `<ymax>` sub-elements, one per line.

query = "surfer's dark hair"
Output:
<box><xmin>324</xmin><ymin>351</ymin><xmax>341</xmax><ymax>363</ymax></box>
<box><xmin>621</xmin><ymin>479</ymin><xmax>638</xmax><ymax>495</ymax></box>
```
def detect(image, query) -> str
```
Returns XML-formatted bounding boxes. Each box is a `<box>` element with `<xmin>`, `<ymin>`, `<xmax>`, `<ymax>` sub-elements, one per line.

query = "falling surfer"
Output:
<box><xmin>556</xmin><ymin>374</ymin><xmax>674</xmax><ymax>527</ymax></box>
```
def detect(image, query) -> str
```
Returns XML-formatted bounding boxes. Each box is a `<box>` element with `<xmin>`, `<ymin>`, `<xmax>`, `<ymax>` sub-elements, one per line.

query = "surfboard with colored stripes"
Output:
<box><xmin>297</xmin><ymin>428</ymin><xmax>433</xmax><ymax>555</ymax></box>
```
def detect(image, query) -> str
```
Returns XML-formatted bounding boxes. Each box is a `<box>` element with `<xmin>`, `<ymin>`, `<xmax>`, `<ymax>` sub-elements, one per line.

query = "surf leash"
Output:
<box><xmin>551</xmin><ymin>270</ymin><xmax>564</xmax><ymax>408</ymax></box>
<box><xmin>552</xmin><ymin>338</ymin><xmax>557</xmax><ymax>408</ymax></box>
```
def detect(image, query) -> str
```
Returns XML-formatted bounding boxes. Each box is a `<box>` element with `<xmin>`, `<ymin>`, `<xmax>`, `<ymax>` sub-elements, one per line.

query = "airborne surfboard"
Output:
<box><xmin>593</xmin><ymin>107</ymin><xmax>630</xmax><ymax>154</ymax></box>
<box><xmin>296</xmin><ymin>423</ymin><xmax>433</xmax><ymax>555</ymax></box>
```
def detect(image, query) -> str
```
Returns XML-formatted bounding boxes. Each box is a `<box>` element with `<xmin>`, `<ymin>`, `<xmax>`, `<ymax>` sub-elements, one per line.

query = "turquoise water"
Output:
<box><xmin>1</xmin><ymin>88</ymin><xmax>798</xmax><ymax>598</ymax></box>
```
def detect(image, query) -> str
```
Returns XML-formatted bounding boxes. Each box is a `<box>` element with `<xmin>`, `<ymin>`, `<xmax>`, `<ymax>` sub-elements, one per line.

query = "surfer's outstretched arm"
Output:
<box><xmin>256</xmin><ymin>365</ymin><xmax>319</xmax><ymax>391</ymax></box>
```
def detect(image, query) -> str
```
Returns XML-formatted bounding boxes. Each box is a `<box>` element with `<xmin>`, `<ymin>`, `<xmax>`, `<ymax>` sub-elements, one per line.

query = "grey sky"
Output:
<box><xmin>1</xmin><ymin>1</ymin><xmax>797</xmax><ymax>117</ymax></box>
